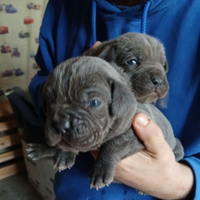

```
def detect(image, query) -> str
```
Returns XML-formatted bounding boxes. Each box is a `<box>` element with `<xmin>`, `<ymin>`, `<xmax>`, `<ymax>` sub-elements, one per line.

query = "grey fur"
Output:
<box><xmin>83</xmin><ymin>32</ymin><xmax>169</xmax><ymax>104</ymax></box>
<box><xmin>27</xmin><ymin>56</ymin><xmax>184</xmax><ymax>190</ymax></box>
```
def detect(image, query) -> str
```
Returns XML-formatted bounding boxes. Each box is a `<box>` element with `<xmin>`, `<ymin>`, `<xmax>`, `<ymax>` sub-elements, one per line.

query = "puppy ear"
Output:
<box><xmin>98</xmin><ymin>45</ymin><xmax>116</xmax><ymax>62</ymax></box>
<box><xmin>109</xmin><ymin>79</ymin><xmax>136</xmax><ymax>117</ymax></box>
<box><xmin>164</xmin><ymin>60</ymin><xmax>168</xmax><ymax>73</ymax></box>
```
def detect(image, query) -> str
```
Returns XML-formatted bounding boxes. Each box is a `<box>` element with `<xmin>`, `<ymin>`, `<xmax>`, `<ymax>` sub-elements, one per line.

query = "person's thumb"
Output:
<box><xmin>132</xmin><ymin>113</ymin><xmax>167</xmax><ymax>155</ymax></box>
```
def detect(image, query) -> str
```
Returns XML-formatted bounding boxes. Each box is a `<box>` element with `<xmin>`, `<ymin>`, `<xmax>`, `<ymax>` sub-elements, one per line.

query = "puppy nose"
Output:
<box><xmin>62</xmin><ymin>114</ymin><xmax>71</xmax><ymax>129</ymax></box>
<box><xmin>60</xmin><ymin>117</ymin><xmax>82</xmax><ymax>133</ymax></box>
<box><xmin>63</xmin><ymin>120</ymin><xmax>70</xmax><ymax>129</ymax></box>
<box><xmin>151</xmin><ymin>77</ymin><xmax>163</xmax><ymax>87</ymax></box>
<box><xmin>52</xmin><ymin>113</ymin><xmax>71</xmax><ymax>132</ymax></box>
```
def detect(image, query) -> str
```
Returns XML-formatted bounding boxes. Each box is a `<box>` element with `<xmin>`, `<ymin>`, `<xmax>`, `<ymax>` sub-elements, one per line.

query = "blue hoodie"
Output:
<box><xmin>29</xmin><ymin>0</ymin><xmax>200</xmax><ymax>199</ymax></box>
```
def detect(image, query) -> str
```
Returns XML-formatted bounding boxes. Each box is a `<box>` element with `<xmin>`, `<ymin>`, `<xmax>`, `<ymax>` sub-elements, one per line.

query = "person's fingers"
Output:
<box><xmin>82</xmin><ymin>41</ymin><xmax>101</xmax><ymax>56</ymax></box>
<box><xmin>90</xmin><ymin>41</ymin><xmax>101</xmax><ymax>50</ymax></box>
<box><xmin>90</xmin><ymin>148</ymin><xmax>100</xmax><ymax>159</ymax></box>
<box><xmin>132</xmin><ymin>113</ymin><xmax>167</xmax><ymax>156</ymax></box>
<box><xmin>90</xmin><ymin>150</ymin><xmax>98</xmax><ymax>159</ymax></box>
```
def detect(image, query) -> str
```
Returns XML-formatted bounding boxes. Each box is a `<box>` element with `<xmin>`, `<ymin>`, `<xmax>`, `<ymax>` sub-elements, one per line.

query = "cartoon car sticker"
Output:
<box><xmin>34</xmin><ymin>5</ymin><xmax>41</xmax><ymax>10</ymax></box>
<box><xmin>33</xmin><ymin>63</ymin><xmax>39</xmax><ymax>69</ymax></box>
<box><xmin>27</xmin><ymin>3</ymin><xmax>34</xmax><ymax>9</ymax></box>
<box><xmin>1</xmin><ymin>70</ymin><xmax>13</xmax><ymax>77</ymax></box>
<box><xmin>5</xmin><ymin>4</ymin><xmax>17</xmax><ymax>13</ymax></box>
<box><xmin>15</xmin><ymin>68</ymin><xmax>24</xmax><ymax>76</ymax></box>
<box><xmin>1</xmin><ymin>44</ymin><xmax>12</xmax><ymax>53</ymax></box>
<box><xmin>19</xmin><ymin>31</ymin><xmax>30</xmax><ymax>38</ymax></box>
<box><xmin>30</xmin><ymin>51</ymin><xmax>36</xmax><ymax>58</ymax></box>
<box><xmin>0</xmin><ymin>4</ymin><xmax>4</xmax><ymax>12</ymax></box>
<box><xmin>11</xmin><ymin>48</ymin><xmax>20</xmax><ymax>57</ymax></box>
<box><xmin>0</xmin><ymin>26</ymin><xmax>8</xmax><ymax>34</ymax></box>
<box><xmin>27</xmin><ymin>3</ymin><xmax>41</xmax><ymax>10</ymax></box>
<box><xmin>35</xmin><ymin>38</ymin><xmax>39</xmax><ymax>43</ymax></box>
<box><xmin>24</xmin><ymin>17</ymin><xmax>34</xmax><ymax>24</ymax></box>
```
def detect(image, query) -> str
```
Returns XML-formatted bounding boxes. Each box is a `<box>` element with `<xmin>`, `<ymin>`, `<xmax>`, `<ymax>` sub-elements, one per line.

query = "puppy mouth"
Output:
<box><xmin>139</xmin><ymin>91</ymin><xmax>158</xmax><ymax>103</ymax></box>
<box><xmin>61</xmin><ymin>130</ymin><xmax>96</xmax><ymax>145</ymax></box>
<box><xmin>137</xmin><ymin>87</ymin><xmax>167</xmax><ymax>103</ymax></box>
<box><xmin>154</xmin><ymin>86</ymin><xmax>168</xmax><ymax>98</ymax></box>
<box><xmin>56</xmin><ymin>132</ymin><xmax>102</xmax><ymax>152</ymax></box>
<box><xmin>50</xmin><ymin>121</ymin><xmax>103</xmax><ymax>151</ymax></box>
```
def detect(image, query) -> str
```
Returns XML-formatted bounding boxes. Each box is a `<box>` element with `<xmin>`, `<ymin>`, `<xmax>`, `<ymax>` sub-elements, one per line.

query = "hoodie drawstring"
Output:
<box><xmin>92</xmin><ymin>0</ymin><xmax>97</xmax><ymax>45</ymax></box>
<box><xmin>140</xmin><ymin>0</ymin><xmax>152</xmax><ymax>33</ymax></box>
<box><xmin>91</xmin><ymin>0</ymin><xmax>152</xmax><ymax>44</ymax></box>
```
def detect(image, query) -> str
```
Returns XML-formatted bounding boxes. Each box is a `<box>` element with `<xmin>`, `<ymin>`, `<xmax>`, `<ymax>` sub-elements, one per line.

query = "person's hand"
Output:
<box><xmin>91</xmin><ymin>113</ymin><xmax>195</xmax><ymax>199</ymax></box>
<box><xmin>114</xmin><ymin>113</ymin><xmax>195</xmax><ymax>200</ymax></box>
<box><xmin>82</xmin><ymin>41</ymin><xmax>101</xmax><ymax>56</ymax></box>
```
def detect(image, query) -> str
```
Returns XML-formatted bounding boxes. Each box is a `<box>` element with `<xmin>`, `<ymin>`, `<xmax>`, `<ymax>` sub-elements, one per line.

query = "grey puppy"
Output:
<box><xmin>83</xmin><ymin>32</ymin><xmax>169</xmax><ymax>104</ymax></box>
<box><xmin>27</xmin><ymin>56</ymin><xmax>184</xmax><ymax>190</ymax></box>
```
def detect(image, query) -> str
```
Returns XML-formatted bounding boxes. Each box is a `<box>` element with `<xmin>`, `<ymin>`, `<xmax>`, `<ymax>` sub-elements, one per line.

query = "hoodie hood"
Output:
<box><xmin>94</xmin><ymin>0</ymin><xmax>172</xmax><ymax>17</ymax></box>
<box><xmin>91</xmin><ymin>0</ymin><xmax>157</xmax><ymax>44</ymax></box>
<box><xmin>90</xmin><ymin>0</ymin><xmax>174</xmax><ymax>44</ymax></box>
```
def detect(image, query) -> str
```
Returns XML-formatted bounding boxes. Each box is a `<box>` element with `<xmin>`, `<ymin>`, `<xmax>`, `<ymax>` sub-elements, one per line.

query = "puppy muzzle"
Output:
<box><xmin>131</xmin><ymin>64</ymin><xmax>169</xmax><ymax>103</ymax></box>
<box><xmin>45</xmin><ymin>109</ymin><xmax>104</xmax><ymax>151</ymax></box>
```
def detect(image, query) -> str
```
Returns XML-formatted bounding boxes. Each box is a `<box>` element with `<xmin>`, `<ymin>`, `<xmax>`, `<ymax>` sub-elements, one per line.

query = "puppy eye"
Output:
<box><xmin>90</xmin><ymin>100</ymin><xmax>100</xmax><ymax>107</ymax></box>
<box><xmin>126</xmin><ymin>59</ymin><xmax>138</xmax><ymax>65</ymax></box>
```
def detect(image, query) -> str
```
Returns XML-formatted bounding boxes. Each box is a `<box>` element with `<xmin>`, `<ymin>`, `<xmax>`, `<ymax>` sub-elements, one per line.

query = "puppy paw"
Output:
<box><xmin>137</xmin><ymin>190</ymin><xmax>148</xmax><ymax>195</ymax></box>
<box><xmin>26</xmin><ymin>144</ymin><xmax>47</xmax><ymax>160</ymax></box>
<box><xmin>54</xmin><ymin>150</ymin><xmax>76</xmax><ymax>171</ymax></box>
<box><xmin>89</xmin><ymin>162</ymin><xmax>115</xmax><ymax>190</ymax></box>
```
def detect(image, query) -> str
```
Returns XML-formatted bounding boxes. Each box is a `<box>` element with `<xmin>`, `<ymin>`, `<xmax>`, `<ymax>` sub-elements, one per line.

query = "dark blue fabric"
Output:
<box><xmin>92</xmin><ymin>1</ymin><xmax>97</xmax><ymax>45</ymax></box>
<box><xmin>29</xmin><ymin>0</ymin><xmax>200</xmax><ymax>199</ymax></box>
<box><xmin>7</xmin><ymin>87</ymin><xmax>45</xmax><ymax>144</ymax></box>
<box><xmin>7</xmin><ymin>87</ymin><xmax>44</xmax><ymax>127</ymax></box>
<box><xmin>54</xmin><ymin>152</ymin><xmax>159</xmax><ymax>200</ymax></box>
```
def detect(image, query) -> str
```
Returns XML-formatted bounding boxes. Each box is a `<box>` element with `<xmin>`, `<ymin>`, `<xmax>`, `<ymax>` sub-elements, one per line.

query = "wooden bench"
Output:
<box><xmin>0</xmin><ymin>101</ymin><xmax>25</xmax><ymax>180</ymax></box>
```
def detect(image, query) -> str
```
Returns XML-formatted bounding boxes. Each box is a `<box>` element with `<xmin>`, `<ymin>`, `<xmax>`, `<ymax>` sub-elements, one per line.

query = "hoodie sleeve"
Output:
<box><xmin>29</xmin><ymin>30</ymin><xmax>56</xmax><ymax>117</ymax></box>
<box><xmin>28</xmin><ymin>0</ymin><xmax>58</xmax><ymax>118</ymax></box>
<box><xmin>28</xmin><ymin>69</ymin><xmax>47</xmax><ymax>119</ymax></box>
<box><xmin>183</xmin><ymin>155</ymin><xmax>200</xmax><ymax>199</ymax></box>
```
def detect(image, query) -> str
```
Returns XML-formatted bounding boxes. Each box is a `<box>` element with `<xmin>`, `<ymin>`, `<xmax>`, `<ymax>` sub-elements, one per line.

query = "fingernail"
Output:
<box><xmin>137</xmin><ymin>116</ymin><xmax>149</xmax><ymax>127</ymax></box>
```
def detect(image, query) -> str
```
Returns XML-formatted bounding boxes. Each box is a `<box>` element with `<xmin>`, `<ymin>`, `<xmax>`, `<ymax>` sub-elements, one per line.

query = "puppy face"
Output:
<box><xmin>87</xmin><ymin>32</ymin><xmax>169</xmax><ymax>103</ymax></box>
<box><xmin>42</xmin><ymin>57</ymin><xmax>135</xmax><ymax>153</ymax></box>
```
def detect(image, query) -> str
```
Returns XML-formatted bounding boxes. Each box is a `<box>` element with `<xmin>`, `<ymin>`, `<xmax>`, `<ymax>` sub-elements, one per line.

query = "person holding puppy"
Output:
<box><xmin>29</xmin><ymin>0</ymin><xmax>200</xmax><ymax>199</ymax></box>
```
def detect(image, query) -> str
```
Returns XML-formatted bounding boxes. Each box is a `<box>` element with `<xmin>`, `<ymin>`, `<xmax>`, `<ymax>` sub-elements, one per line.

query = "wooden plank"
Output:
<box><xmin>0</xmin><ymin>101</ymin><xmax>13</xmax><ymax>117</ymax></box>
<box><xmin>0</xmin><ymin>120</ymin><xmax>17</xmax><ymax>132</ymax></box>
<box><xmin>0</xmin><ymin>148</ymin><xmax>23</xmax><ymax>163</ymax></box>
<box><xmin>0</xmin><ymin>161</ymin><xmax>25</xmax><ymax>180</ymax></box>
<box><xmin>0</xmin><ymin>133</ymin><xmax>21</xmax><ymax>150</ymax></box>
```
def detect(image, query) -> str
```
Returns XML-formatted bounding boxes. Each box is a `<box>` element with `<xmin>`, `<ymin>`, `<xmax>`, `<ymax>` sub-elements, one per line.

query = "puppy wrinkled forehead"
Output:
<box><xmin>116</xmin><ymin>32</ymin><xmax>166</xmax><ymax>62</ymax></box>
<box><xmin>71</xmin><ymin>56</ymin><xmax>123</xmax><ymax>79</ymax></box>
<box><xmin>46</xmin><ymin>56</ymin><xmax>127</xmax><ymax>98</ymax></box>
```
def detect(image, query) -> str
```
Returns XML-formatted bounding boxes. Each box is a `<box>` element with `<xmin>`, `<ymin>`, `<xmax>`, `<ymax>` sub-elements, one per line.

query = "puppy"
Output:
<box><xmin>83</xmin><ymin>32</ymin><xmax>169</xmax><ymax>104</ymax></box>
<box><xmin>27</xmin><ymin>56</ymin><xmax>184</xmax><ymax>190</ymax></box>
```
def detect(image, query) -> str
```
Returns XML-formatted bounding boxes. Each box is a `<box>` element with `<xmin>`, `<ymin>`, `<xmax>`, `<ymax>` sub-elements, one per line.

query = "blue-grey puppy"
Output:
<box><xmin>83</xmin><ymin>32</ymin><xmax>169</xmax><ymax>104</ymax></box>
<box><xmin>27</xmin><ymin>56</ymin><xmax>183</xmax><ymax>190</ymax></box>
